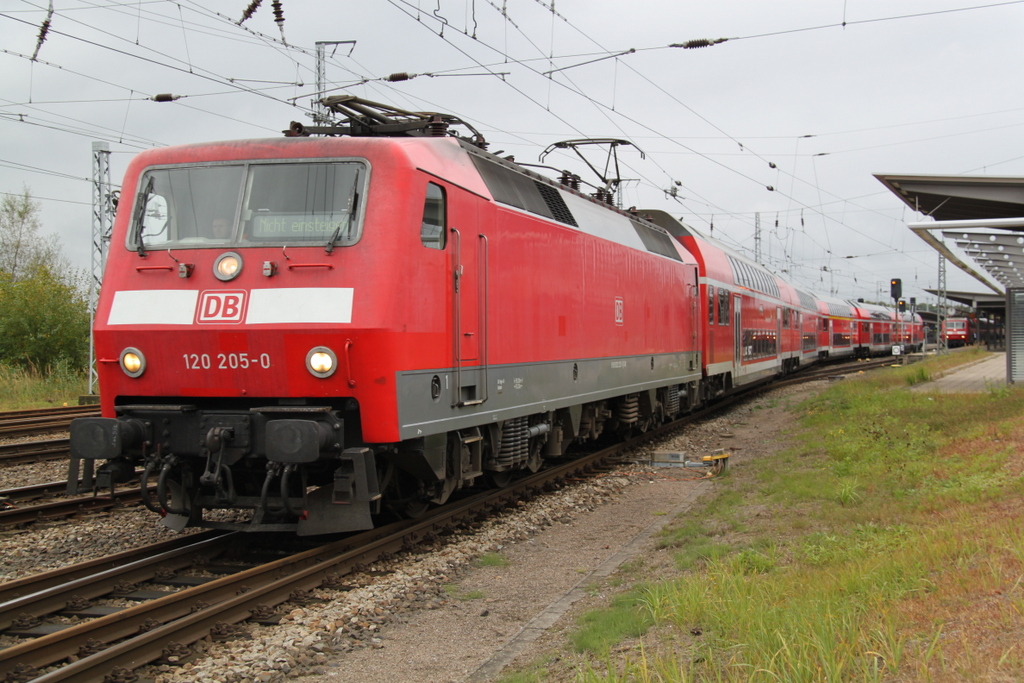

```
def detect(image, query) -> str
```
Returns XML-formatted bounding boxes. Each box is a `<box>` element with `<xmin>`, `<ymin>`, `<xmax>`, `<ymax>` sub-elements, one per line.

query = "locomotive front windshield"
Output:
<box><xmin>129</xmin><ymin>161</ymin><xmax>364</xmax><ymax>250</ymax></box>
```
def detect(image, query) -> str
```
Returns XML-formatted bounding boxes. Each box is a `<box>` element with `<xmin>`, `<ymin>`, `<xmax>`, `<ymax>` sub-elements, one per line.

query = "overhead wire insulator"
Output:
<box><xmin>151</xmin><ymin>94</ymin><xmax>182</xmax><ymax>102</ymax></box>
<box><xmin>239</xmin><ymin>0</ymin><xmax>261</xmax><ymax>24</ymax></box>
<box><xmin>386</xmin><ymin>72</ymin><xmax>412</xmax><ymax>82</ymax></box>
<box><xmin>272</xmin><ymin>0</ymin><xmax>285</xmax><ymax>39</ymax></box>
<box><xmin>670</xmin><ymin>38</ymin><xmax>729</xmax><ymax>49</ymax></box>
<box><xmin>31</xmin><ymin>1</ymin><xmax>54</xmax><ymax>62</ymax></box>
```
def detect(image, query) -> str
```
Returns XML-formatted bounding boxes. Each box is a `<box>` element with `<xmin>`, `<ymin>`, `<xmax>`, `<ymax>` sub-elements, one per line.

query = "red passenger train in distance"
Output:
<box><xmin>940</xmin><ymin>317</ymin><xmax>974</xmax><ymax>348</ymax></box>
<box><xmin>70</xmin><ymin>97</ymin><xmax>923</xmax><ymax>535</ymax></box>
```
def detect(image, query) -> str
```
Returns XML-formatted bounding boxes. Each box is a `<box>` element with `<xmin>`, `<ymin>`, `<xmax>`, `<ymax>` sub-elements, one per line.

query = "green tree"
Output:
<box><xmin>0</xmin><ymin>188</ymin><xmax>90</xmax><ymax>371</ymax></box>
<box><xmin>0</xmin><ymin>188</ymin><xmax>62</xmax><ymax>280</ymax></box>
<box><xmin>0</xmin><ymin>264</ymin><xmax>90</xmax><ymax>371</ymax></box>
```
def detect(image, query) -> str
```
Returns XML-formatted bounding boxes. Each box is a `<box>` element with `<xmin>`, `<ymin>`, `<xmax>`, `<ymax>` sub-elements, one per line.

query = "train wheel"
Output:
<box><xmin>486</xmin><ymin>470</ymin><xmax>513</xmax><ymax>488</ymax></box>
<box><xmin>403</xmin><ymin>499</ymin><xmax>431</xmax><ymax>518</ymax></box>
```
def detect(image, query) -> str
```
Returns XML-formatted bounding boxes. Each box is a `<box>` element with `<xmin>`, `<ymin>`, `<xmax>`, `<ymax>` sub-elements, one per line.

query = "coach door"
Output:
<box><xmin>733</xmin><ymin>294</ymin><xmax>742</xmax><ymax>365</ymax></box>
<box><xmin>450</xmin><ymin>192</ymin><xmax>488</xmax><ymax>407</ymax></box>
<box><xmin>777</xmin><ymin>307</ymin><xmax>783</xmax><ymax>359</ymax></box>
<box><xmin>690</xmin><ymin>268</ymin><xmax>699</xmax><ymax>348</ymax></box>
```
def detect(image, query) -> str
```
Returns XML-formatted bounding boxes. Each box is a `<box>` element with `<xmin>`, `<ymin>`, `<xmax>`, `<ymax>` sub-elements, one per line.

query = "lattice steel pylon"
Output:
<box><xmin>88</xmin><ymin>141</ymin><xmax>112</xmax><ymax>395</ymax></box>
<box><xmin>754</xmin><ymin>212</ymin><xmax>762</xmax><ymax>264</ymax></box>
<box><xmin>312</xmin><ymin>41</ymin><xmax>356</xmax><ymax>124</ymax></box>
<box><xmin>937</xmin><ymin>252</ymin><xmax>948</xmax><ymax>355</ymax></box>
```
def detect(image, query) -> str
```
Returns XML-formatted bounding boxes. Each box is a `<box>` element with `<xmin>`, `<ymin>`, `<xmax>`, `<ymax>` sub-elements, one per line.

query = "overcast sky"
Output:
<box><xmin>3</xmin><ymin>0</ymin><xmax>1024</xmax><ymax>303</ymax></box>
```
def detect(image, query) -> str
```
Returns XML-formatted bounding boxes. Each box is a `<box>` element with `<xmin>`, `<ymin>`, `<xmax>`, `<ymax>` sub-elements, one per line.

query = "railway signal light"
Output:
<box><xmin>898</xmin><ymin>299</ymin><xmax>906</xmax><ymax>313</ymax></box>
<box><xmin>890</xmin><ymin>278</ymin><xmax>902</xmax><ymax>300</ymax></box>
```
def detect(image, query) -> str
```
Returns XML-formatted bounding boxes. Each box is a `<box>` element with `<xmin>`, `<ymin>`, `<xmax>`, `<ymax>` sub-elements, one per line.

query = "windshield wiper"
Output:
<box><xmin>326</xmin><ymin>174</ymin><xmax>360</xmax><ymax>254</ymax></box>
<box><xmin>133</xmin><ymin>176</ymin><xmax>154</xmax><ymax>258</ymax></box>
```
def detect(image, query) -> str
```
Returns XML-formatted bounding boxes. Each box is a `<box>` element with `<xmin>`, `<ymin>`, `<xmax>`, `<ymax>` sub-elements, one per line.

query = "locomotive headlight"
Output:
<box><xmin>120</xmin><ymin>347</ymin><xmax>146</xmax><ymax>378</ymax></box>
<box><xmin>306</xmin><ymin>346</ymin><xmax>338</xmax><ymax>378</ymax></box>
<box><xmin>214</xmin><ymin>252</ymin><xmax>243</xmax><ymax>281</ymax></box>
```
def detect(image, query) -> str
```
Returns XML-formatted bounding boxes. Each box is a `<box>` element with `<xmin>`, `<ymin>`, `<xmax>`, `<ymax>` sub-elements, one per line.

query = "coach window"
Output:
<box><xmin>708</xmin><ymin>286</ymin><xmax>715</xmax><ymax>324</ymax></box>
<box><xmin>420</xmin><ymin>183</ymin><xmax>447</xmax><ymax>249</ymax></box>
<box><xmin>718</xmin><ymin>288</ymin><xmax>730</xmax><ymax>325</ymax></box>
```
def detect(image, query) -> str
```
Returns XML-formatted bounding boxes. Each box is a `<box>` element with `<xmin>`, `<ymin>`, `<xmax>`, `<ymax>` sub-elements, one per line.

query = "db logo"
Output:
<box><xmin>197</xmin><ymin>291</ymin><xmax>247</xmax><ymax>323</ymax></box>
<box><xmin>614</xmin><ymin>297</ymin><xmax>624</xmax><ymax>326</ymax></box>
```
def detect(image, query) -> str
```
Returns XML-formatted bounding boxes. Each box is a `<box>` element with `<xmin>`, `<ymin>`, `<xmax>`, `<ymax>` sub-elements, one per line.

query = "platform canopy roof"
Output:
<box><xmin>922</xmin><ymin>289</ymin><xmax>1006</xmax><ymax>314</ymax></box>
<box><xmin>875</xmin><ymin>174</ymin><xmax>1024</xmax><ymax>296</ymax></box>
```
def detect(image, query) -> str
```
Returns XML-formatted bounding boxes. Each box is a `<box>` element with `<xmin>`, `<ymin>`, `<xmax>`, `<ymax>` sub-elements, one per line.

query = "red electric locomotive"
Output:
<box><xmin>70</xmin><ymin>98</ymin><xmax>705</xmax><ymax>535</ymax></box>
<box><xmin>941</xmin><ymin>317</ymin><xmax>973</xmax><ymax>348</ymax></box>
<box><xmin>70</xmin><ymin>95</ymin><xmax>927</xmax><ymax>536</ymax></box>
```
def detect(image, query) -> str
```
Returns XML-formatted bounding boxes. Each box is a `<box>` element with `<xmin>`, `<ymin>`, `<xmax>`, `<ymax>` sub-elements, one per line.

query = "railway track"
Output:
<box><xmin>0</xmin><ymin>483</ymin><xmax>148</xmax><ymax>528</ymax></box>
<box><xmin>0</xmin><ymin>480</ymin><xmax>77</xmax><ymax>505</ymax></box>
<box><xmin>0</xmin><ymin>439</ymin><xmax>71</xmax><ymax>467</ymax></box>
<box><xmin>0</xmin><ymin>439</ymin><xmax>631</xmax><ymax>683</ymax></box>
<box><xmin>0</xmin><ymin>406</ymin><xmax>97</xmax><ymax>441</ymax></box>
<box><xmin>0</xmin><ymin>356</ymin><xmax>906</xmax><ymax>681</ymax></box>
<box><xmin>785</xmin><ymin>355</ymin><xmax>906</xmax><ymax>383</ymax></box>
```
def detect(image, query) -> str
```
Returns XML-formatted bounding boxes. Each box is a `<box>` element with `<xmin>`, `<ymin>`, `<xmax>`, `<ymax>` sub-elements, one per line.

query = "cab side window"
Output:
<box><xmin>421</xmin><ymin>183</ymin><xmax>446</xmax><ymax>249</ymax></box>
<box><xmin>707</xmin><ymin>286</ymin><xmax>715</xmax><ymax>324</ymax></box>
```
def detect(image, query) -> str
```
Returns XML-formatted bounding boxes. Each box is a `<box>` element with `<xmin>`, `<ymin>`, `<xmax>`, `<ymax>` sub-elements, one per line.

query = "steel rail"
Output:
<box><xmin>0</xmin><ymin>422</ymin><xmax>79</xmax><ymax>440</ymax></box>
<box><xmin>0</xmin><ymin>445</ymin><xmax>624</xmax><ymax>683</ymax></box>
<box><xmin>1</xmin><ymin>471</ymin><xmax>144</xmax><ymax>505</ymax></box>
<box><xmin>0</xmin><ymin>407</ymin><xmax>98</xmax><ymax>421</ymax></box>
<box><xmin>0</xmin><ymin>487</ymin><xmax>147</xmax><ymax>528</ymax></box>
<box><xmin>1</xmin><ymin>480</ymin><xmax>81</xmax><ymax>504</ymax></box>
<box><xmin>0</xmin><ymin>439</ymin><xmax>71</xmax><ymax>466</ymax></box>
<box><xmin>0</xmin><ymin>531</ymin><xmax>225</xmax><ymax>604</ymax></box>
<box><xmin>0</xmin><ymin>533</ymin><xmax>234</xmax><ymax>632</ymax></box>
<box><xmin>0</xmin><ymin>408</ymin><xmax>98</xmax><ymax>440</ymax></box>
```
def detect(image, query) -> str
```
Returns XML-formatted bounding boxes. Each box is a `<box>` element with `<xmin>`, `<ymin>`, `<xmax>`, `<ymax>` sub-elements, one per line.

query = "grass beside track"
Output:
<box><xmin>504</xmin><ymin>348</ymin><xmax>1024</xmax><ymax>683</ymax></box>
<box><xmin>0</xmin><ymin>364</ymin><xmax>87</xmax><ymax>411</ymax></box>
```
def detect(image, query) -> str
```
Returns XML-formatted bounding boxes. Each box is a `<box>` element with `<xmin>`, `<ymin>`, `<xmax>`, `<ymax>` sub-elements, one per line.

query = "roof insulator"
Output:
<box><xmin>239</xmin><ymin>0</ymin><xmax>261</xmax><ymax>24</ymax></box>
<box><xmin>31</xmin><ymin>2</ymin><xmax>54</xmax><ymax>61</ymax></box>
<box><xmin>271</xmin><ymin>0</ymin><xmax>286</xmax><ymax>42</ymax></box>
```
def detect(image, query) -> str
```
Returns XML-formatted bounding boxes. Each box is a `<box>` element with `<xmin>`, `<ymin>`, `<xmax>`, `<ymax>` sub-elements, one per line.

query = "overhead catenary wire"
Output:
<box><xmin>1</xmin><ymin>0</ymin><xmax>1015</xmax><ymax>300</ymax></box>
<box><xmin>0</xmin><ymin>189</ymin><xmax>93</xmax><ymax>206</ymax></box>
<box><xmin>383</xmin><ymin>0</ymin><xmax>956</xmax><ymax>294</ymax></box>
<box><xmin>0</xmin><ymin>10</ymin><xmax>302</xmax><ymax>109</ymax></box>
<box><xmin>387</xmin><ymin>0</ymin><xmax>933</xmax><ymax>285</ymax></box>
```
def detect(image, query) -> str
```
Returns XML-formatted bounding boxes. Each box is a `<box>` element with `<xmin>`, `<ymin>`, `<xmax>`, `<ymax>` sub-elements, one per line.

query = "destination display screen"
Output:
<box><xmin>250</xmin><ymin>213</ymin><xmax>350</xmax><ymax>241</ymax></box>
